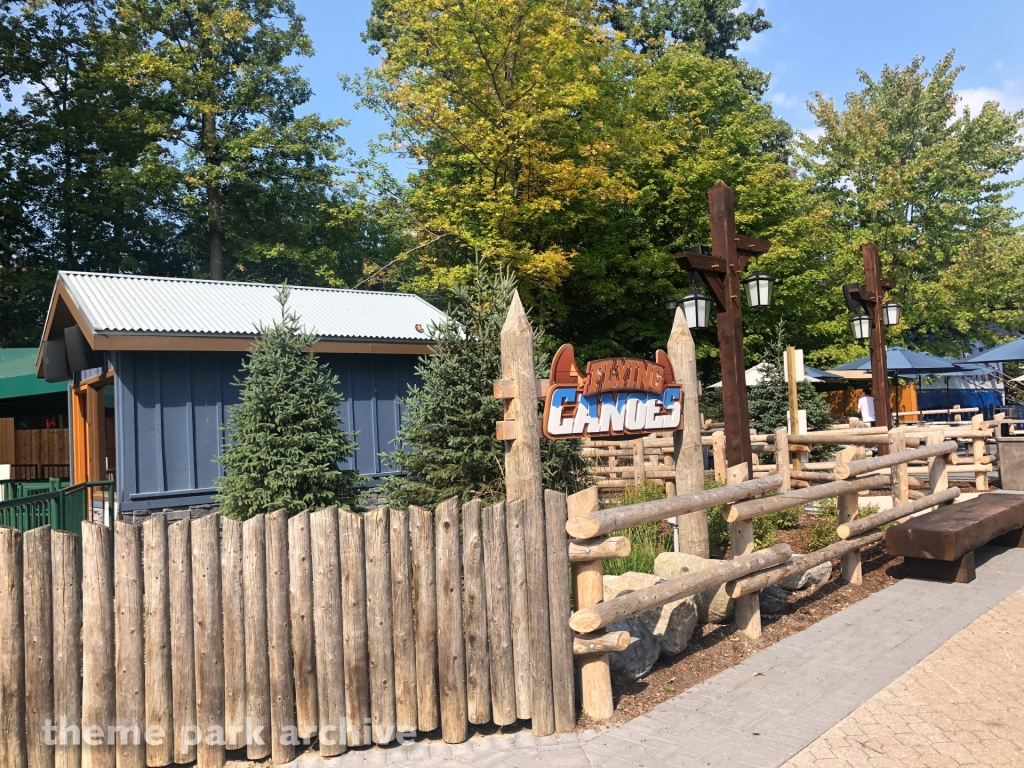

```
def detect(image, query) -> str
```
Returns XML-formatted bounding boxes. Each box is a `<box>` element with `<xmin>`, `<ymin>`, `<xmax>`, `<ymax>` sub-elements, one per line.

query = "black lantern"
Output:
<box><xmin>882</xmin><ymin>301</ymin><xmax>901</xmax><ymax>327</ymax></box>
<box><xmin>741</xmin><ymin>270</ymin><xmax>775</xmax><ymax>309</ymax></box>
<box><xmin>849</xmin><ymin>311</ymin><xmax>872</xmax><ymax>341</ymax></box>
<box><xmin>680</xmin><ymin>290</ymin><xmax>713</xmax><ymax>330</ymax></box>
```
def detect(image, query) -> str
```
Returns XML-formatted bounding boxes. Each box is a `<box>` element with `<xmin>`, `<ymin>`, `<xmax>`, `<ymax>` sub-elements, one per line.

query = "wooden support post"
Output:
<box><xmin>142</xmin><ymin>516</ymin><xmax>173</xmax><ymax>767</ymax></box>
<box><xmin>435</xmin><ymin>498</ymin><xmax>468</xmax><ymax>744</ymax></box>
<box><xmin>364</xmin><ymin>507</ymin><xmax>396</xmax><ymax>745</ymax></box>
<box><xmin>113</xmin><ymin>522</ymin><xmax>145</xmax><ymax>768</ymax></box>
<box><xmin>544</xmin><ymin>490</ymin><xmax>575</xmax><ymax>733</ymax></box>
<box><xmin>481</xmin><ymin>503</ymin><xmax>517</xmax><ymax>726</ymax></box>
<box><xmin>972</xmin><ymin>414</ymin><xmax>989</xmax><ymax>491</ymax></box>
<box><xmin>220</xmin><ymin>518</ymin><xmax>246</xmax><ymax>752</ymax></box>
<box><xmin>338</xmin><ymin>511</ymin><xmax>370</xmax><ymax>747</ymax></box>
<box><xmin>242</xmin><ymin>516</ymin><xmax>271</xmax><ymax>760</ymax></box>
<box><xmin>310</xmin><ymin>507</ymin><xmax>346</xmax><ymax>757</ymax></box>
<box><xmin>191</xmin><ymin>513</ymin><xmax>225</xmax><ymax>768</ymax></box>
<box><xmin>712</xmin><ymin>431</ymin><xmax>726</xmax><ymax>484</ymax></box>
<box><xmin>389</xmin><ymin>506</ymin><xmax>418</xmax><ymax>737</ymax></box>
<box><xmin>669</xmin><ymin>308</ymin><xmax>709</xmax><ymax>556</ymax></box>
<box><xmin>287</xmin><ymin>511</ymin><xmax>318</xmax><ymax>742</ymax></box>
<box><xmin>505</xmin><ymin>497</ymin><xmax>531</xmax><ymax>719</ymax></box>
<box><xmin>568</xmin><ymin>487</ymin><xmax>612</xmax><ymax>720</ymax></box>
<box><xmin>24</xmin><ymin>526</ymin><xmax>54</xmax><ymax>768</ymax></box>
<box><xmin>786</xmin><ymin>347</ymin><xmax>802</xmax><ymax>472</ymax></box>
<box><xmin>266</xmin><ymin>510</ymin><xmax>297</xmax><ymax>763</ymax></box>
<box><xmin>632</xmin><ymin>438</ymin><xmax>647</xmax><ymax>486</ymax></box>
<box><xmin>462</xmin><ymin>501</ymin><xmax>491</xmax><ymax>726</ymax></box>
<box><xmin>927</xmin><ymin>433</ymin><xmax>950</xmax><ymax>500</ymax></box>
<box><xmin>889</xmin><ymin>428</ymin><xmax>909</xmax><ymax>506</ymax></box>
<box><xmin>82</xmin><ymin>521</ymin><xmax>115</xmax><ymax>768</ymax></box>
<box><xmin>499</xmin><ymin>292</ymin><xmax>555</xmax><ymax>736</ymax></box>
<box><xmin>409</xmin><ymin>507</ymin><xmax>438</xmax><ymax>734</ymax></box>
<box><xmin>836</xmin><ymin>447</ymin><xmax>863</xmax><ymax>585</ymax></box>
<box><xmin>774</xmin><ymin>428</ymin><xmax>791</xmax><ymax>492</ymax></box>
<box><xmin>0</xmin><ymin>526</ymin><xmax>26</xmax><ymax>768</ymax></box>
<box><xmin>168</xmin><ymin>519</ymin><xmax>197</xmax><ymax>765</ymax></box>
<box><xmin>726</xmin><ymin>464</ymin><xmax>761</xmax><ymax>638</ymax></box>
<box><xmin>52</xmin><ymin>530</ymin><xmax>80</xmax><ymax>768</ymax></box>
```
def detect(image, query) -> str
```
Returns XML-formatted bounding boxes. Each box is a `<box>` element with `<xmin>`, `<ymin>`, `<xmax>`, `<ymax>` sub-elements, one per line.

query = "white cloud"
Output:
<box><xmin>956</xmin><ymin>83</ymin><xmax>1024</xmax><ymax>117</ymax></box>
<box><xmin>768</xmin><ymin>91</ymin><xmax>800</xmax><ymax>109</ymax></box>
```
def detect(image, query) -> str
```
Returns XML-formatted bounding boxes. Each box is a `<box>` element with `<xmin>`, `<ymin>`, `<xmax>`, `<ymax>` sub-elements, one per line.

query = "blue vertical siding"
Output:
<box><xmin>113</xmin><ymin>349</ymin><xmax>420</xmax><ymax>511</ymax></box>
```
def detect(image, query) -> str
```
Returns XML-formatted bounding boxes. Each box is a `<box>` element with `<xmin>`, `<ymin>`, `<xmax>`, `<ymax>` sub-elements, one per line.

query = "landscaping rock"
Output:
<box><xmin>759</xmin><ymin>585</ymin><xmax>788</xmax><ymax>614</ymax></box>
<box><xmin>779</xmin><ymin>561</ymin><xmax>832</xmax><ymax>591</ymax></box>
<box><xmin>653</xmin><ymin>552</ymin><xmax>735</xmax><ymax>624</ymax></box>
<box><xmin>602</xmin><ymin>572</ymin><xmax>698</xmax><ymax>657</ymax></box>
<box><xmin>606</xmin><ymin>618</ymin><xmax>659</xmax><ymax>683</ymax></box>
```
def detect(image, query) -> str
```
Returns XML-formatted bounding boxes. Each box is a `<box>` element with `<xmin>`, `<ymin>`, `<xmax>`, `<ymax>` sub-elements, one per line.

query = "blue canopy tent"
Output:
<box><xmin>964</xmin><ymin>336</ymin><xmax>1024</xmax><ymax>364</ymax></box>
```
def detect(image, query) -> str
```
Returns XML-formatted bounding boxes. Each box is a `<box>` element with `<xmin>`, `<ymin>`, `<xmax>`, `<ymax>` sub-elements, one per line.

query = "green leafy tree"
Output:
<box><xmin>217</xmin><ymin>286</ymin><xmax>359</xmax><ymax>519</ymax></box>
<box><xmin>797</xmin><ymin>52</ymin><xmax>1024</xmax><ymax>355</ymax></box>
<box><xmin>381</xmin><ymin>264</ymin><xmax>591</xmax><ymax>508</ymax></box>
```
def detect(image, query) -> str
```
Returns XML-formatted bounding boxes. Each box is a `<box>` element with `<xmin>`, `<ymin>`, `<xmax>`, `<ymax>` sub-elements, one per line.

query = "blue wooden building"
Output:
<box><xmin>36</xmin><ymin>272</ymin><xmax>443</xmax><ymax>517</ymax></box>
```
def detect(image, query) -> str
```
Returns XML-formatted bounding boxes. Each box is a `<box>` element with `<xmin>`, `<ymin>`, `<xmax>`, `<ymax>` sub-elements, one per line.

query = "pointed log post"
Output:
<box><xmin>499</xmin><ymin>292</ymin><xmax>555</xmax><ymax>736</ymax></box>
<box><xmin>726</xmin><ymin>463</ymin><xmax>761</xmax><ymax>638</ymax></box>
<box><xmin>669</xmin><ymin>308</ymin><xmax>709</xmax><ymax>556</ymax></box>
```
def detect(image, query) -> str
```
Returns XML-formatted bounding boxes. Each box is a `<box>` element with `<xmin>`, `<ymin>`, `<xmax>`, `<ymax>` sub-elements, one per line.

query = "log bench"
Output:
<box><xmin>885</xmin><ymin>492</ymin><xmax>1024</xmax><ymax>583</ymax></box>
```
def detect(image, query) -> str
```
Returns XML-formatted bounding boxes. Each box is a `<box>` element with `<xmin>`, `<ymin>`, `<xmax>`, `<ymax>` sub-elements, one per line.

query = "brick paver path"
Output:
<box><xmin>279</xmin><ymin>545</ymin><xmax>1024</xmax><ymax>768</ymax></box>
<box><xmin>783</xmin><ymin>584</ymin><xmax>1024</xmax><ymax>768</ymax></box>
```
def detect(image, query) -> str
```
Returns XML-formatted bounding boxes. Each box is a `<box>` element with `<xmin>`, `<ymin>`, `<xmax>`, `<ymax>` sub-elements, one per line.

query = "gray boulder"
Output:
<box><xmin>778</xmin><ymin>561</ymin><xmax>832</xmax><ymax>591</ymax></box>
<box><xmin>654</xmin><ymin>552</ymin><xmax>734</xmax><ymax>624</ymax></box>
<box><xmin>606</xmin><ymin>618</ymin><xmax>659</xmax><ymax>683</ymax></box>
<box><xmin>759</xmin><ymin>585</ymin><xmax>788</xmax><ymax>614</ymax></box>
<box><xmin>603</xmin><ymin>572</ymin><xmax>698</xmax><ymax>657</ymax></box>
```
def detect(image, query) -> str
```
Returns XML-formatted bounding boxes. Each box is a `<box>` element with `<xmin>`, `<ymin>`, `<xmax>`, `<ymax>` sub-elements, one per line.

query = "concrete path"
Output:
<box><xmin>282</xmin><ymin>545</ymin><xmax>1024</xmax><ymax>768</ymax></box>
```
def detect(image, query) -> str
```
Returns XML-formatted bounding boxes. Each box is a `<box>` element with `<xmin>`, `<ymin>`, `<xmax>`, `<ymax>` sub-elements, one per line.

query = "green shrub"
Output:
<box><xmin>804</xmin><ymin>498</ymin><xmax>883</xmax><ymax>552</ymax></box>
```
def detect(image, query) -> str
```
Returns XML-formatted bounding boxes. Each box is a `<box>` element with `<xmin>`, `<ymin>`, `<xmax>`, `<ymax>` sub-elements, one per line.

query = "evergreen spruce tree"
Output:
<box><xmin>381</xmin><ymin>265</ymin><xmax>591</xmax><ymax>508</ymax></box>
<box><xmin>217</xmin><ymin>286</ymin><xmax>359</xmax><ymax>519</ymax></box>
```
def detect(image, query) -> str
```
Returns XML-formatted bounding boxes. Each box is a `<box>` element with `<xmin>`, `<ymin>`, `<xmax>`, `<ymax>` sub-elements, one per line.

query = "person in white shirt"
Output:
<box><xmin>857</xmin><ymin>393</ymin><xmax>875</xmax><ymax>426</ymax></box>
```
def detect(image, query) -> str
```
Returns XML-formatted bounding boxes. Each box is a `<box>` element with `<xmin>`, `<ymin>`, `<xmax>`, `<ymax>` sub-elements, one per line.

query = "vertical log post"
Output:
<box><xmin>972</xmin><ymin>414</ymin><xmax>989</xmax><ymax>491</ymax></box>
<box><xmin>669</xmin><ymin>309</ymin><xmax>710</xmax><ymax>556</ymax></box>
<box><xmin>287</xmin><ymin>511</ymin><xmax>318</xmax><ymax>741</ymax></box>
<box><xmin>24</xmin><ymin>526</ymin><xmax>54</xmax><ymax>768</ymax></box>
<box><xmin>568</xmin><ymin>487</ymin><xmax>613</xmax><ymax>720</ymax></box>
<box><xmin>338</xmin><ymin>511</ymin><xmax>370</xmax><ymax>747</ymax></box>
<box><xmin>310</xmin><ymin>507</ymin><xmax>346</xmax><ymax>757</ymax></box>
<box><xmin>409</xmin><ymin>507</ymin><xmax>438</xmax><ymax>734</ymax></box>
<box><xmin>889</xmin><ymin>428</ymin><xmax>909</xmax><ymax>507</ymax></box>
<box><xmin>786</xmin><ymin>347</ymin><xmax>802</xmax><ymax>473</ymax></box>
<box><xmin>774</xmin><ymin>428</ymin><xmax>791</xmax><ymax>492</ymax></box>
<box><xmin>191</xmin><ymin>513</ymin><xmax>225</xmax><ymax>768</ymax></box>
<box><xmin>0</xmin><ymin>526</ymin><xmax>26</xmax><ymax>768</ymax></box>
<box><xmin>726</xmin><ymin>464</ymin><xmax>761</xmax><ymax>638</ymax></box>
<box><xmin>265</xmin><ymin>510</ymin><xmax>297</xmax><ymax>764</ymax></box>
<box><xmin>389</xmin><ymin>506</ymin><xmax>417</xmax><ymax>737</ymax></box>
<box><xmin>81</xmin><ymin>521</ymin><xmax>115</xmax><ymax>768</ymax></box>
<box><xmin>632</xmin><ymin>438</ymin><xmax>647</xmax><ymax>486</ymax></box>
<box><xmin>242</xmin><ymin>516</ymin><xmax>271</xmax><ymax>761</ymax></box>
<box><xmin>544</xmin><ymin>490</ymin><xmax>575</xmax><ymax>733</ymax></box>
<box><xmin>712</xmin><ymin>431</ymin><xmax>726</xmax><ymax>484</ymax></box>
<box><xmin>927</xmin><ymin>432</ymin><xmax>950</xmax><ymax>500</ymax></box>
<box><xmin>220</xmin><ymin>518</ymin><xmax>246</xmax><ymax>752</ymax></box>
<box><xmin>435</xmin><ymin>498</ymin><xmax>468</xmax><ymax>744</ymax></box>
<box><xmin>836</xmin><ymin>446</ymin><xmax>863</xmax><ymax>585</ymax></box>
<box><xmin>504</xmin><ymin>498</ymin><xmax>531</xmax><ymax>719</ymax></box>
<box><xmin>168</xmin><ymin>519</ymin><xmax>197</xmax><ymax>765</ymax></box>
<box><xmin>499</xmin><ymin>291</ymin><xmax>555</xmax><ymax>736</ymax></box>
<box><xmin>461</xmin><ymin>501</ymin><xmax>491</xmax><ymax>726</ymax></box>
<box><xmin>364</xmin><ymin>507</ymin><xmax>396</xmax><ymax>745</ymax></box>
<box><xmin>52</xmin><ymin>530</ymin><xmax>81</xmax><ymax>768</ymax></box>
<box><xmin>142</xmin><ymin>516</ymin><xmax>173</xmax><ymax>767</ymax></box>
<box><xmin>114</xmin><ymin>522</ymin><xmax>145</xmax><ymax>768</ymax></box>
<box><xmin>481</xmin><ymin>503</ymin><xmax>516</xmax><ymax>726</ymax></box>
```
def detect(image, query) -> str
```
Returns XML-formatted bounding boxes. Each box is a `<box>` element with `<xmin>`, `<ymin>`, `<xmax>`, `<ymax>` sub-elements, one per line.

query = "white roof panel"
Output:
<box><xmin>58</xmin><ymin>272</ymin><xmax>445</xmax><ymax>343</ymax></box>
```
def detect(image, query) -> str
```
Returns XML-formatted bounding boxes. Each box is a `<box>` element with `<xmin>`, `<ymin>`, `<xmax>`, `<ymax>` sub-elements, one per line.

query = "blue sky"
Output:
<box><xmin>297</xmin><ymin>0</ymin><xmax>1024</xmax><ymax>201</ymax></box>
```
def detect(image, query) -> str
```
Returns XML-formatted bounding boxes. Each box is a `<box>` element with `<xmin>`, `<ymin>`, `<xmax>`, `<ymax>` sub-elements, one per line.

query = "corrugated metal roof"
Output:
<box><xmin>57</xmin><ymin>272</ymin><xmax>445</xmax><ymax>342</ymax></box>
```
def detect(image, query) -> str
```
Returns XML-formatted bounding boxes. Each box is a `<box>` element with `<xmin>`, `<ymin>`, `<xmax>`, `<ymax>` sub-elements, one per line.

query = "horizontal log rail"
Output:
<box><xmin>726</xmin><ymin>532</ymin><xmax>884</xmax><ymax>598</ymax></box>
<box><xmin>564</xmin><ymin>474</ymin><xmax>784</xmax><ymax>539</ymax></box>
<box><xmin>725</xmin><ymin>475</ymin><xmax>891</xmax><ymax>523</ymax></box>
<box><xmin>837</xmin><ymin>487</ymin><xmax>961</xmax><ymax>539</ymax></box>
<box><xmin>786</xmin><ymin>432</ymin><xmax>893</xmax><ymax>446</ymax></box>
<box><xmin>567</xmin><ymin>537</ymin><xmax>631</xmax><ymax>563</ymax></box>
<box><xmin>905</xmin><ymin>428</ymin><xmax>992</xmax><ymax>439</ymax></box>
<box><xmin>908</xmin><ymin>463</ymin><xmax>991</xmax><ymax>474</ymax></box>
<box><xmin>791</xmin><ymin>470</ymin><xmax>837</xmax><ymax>483</ymax></box>
<box><xmin>569</xmin><ymin>544</ymin><xmax>792</xmax><ymax>633</ymax></box>
<box><xmin>572</xmin><ymin>631</ymin><xmax>631</xmax><ymax>655</ymax></box>
<box><xmin>949</xmin><ymin>453</ymin><xmax>994</xmax><ymax>466</ymax></box>
<box><xmin>833</xmin><ymin>441</ymin><xmax>958</xmax><ymax>480</ymax></box>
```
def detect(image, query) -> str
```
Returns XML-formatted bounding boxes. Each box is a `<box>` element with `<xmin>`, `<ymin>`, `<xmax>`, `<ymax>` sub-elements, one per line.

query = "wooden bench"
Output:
<box><xmin>885</xmin><ymin>492</ymin><xmax>1024</xmax><ymax>583</ymax></box>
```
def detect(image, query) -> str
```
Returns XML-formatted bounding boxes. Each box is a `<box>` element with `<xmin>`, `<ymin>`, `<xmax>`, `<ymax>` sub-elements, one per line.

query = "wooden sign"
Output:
<box><xmin>542</xmin><ymin>344</ymin><xmax>682</xmax><ymax>440</ymax></box>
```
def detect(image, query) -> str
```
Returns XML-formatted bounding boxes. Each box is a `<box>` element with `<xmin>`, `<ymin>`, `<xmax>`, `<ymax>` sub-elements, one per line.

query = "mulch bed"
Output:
<box><xmin>575</xmin><ymin>508</ymin><xmax>920</xmax><ymax>731</ymax></box>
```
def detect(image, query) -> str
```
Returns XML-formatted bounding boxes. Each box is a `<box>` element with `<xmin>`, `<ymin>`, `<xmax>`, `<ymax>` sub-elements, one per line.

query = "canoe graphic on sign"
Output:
<box><xmin>542</xmin><ymin>344</ymin><xmax>683</xmax><ymax>440</ymax></box>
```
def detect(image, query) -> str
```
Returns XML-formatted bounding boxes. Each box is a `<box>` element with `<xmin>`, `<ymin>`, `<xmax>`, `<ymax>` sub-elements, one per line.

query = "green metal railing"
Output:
<box><xmin>0</xmin><ymin>480</ymin><xmax>114</xmax><ymax>534</ymax></box>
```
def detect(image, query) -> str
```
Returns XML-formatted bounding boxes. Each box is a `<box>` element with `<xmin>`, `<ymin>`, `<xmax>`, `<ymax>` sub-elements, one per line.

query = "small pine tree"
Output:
<box><xmin>217</xmin><ymin>286</ymin><xmax>360</xmax><ymax>519</ymax></box>
<box><xmin>381</xmin><ymin>264</ymin><xmax>591</xmax><ymax>508</ymax></box>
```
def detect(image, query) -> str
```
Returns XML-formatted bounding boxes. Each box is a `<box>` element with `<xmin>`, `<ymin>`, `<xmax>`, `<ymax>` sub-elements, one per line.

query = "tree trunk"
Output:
<box><xmin>203</xmin><ymin>109</ymin><xmax>224</xmax><ymax>280</ymax></box>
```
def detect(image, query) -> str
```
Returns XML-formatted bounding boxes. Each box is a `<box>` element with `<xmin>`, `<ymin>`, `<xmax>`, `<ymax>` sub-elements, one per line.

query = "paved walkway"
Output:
<box><xmin>281</xmin><ymin>545</ymin><xmax>1024</xmax><ymax>768</ymax></box>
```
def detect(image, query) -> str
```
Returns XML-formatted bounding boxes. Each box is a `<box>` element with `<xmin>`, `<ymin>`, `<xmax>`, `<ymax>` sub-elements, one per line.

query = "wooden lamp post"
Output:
<box><xmin>674</xmin><ymin>182</ymin><xmax>771</xmax><ymax>469</ymax></box>
<box><xmin>846</xmin><ymin>243</ymin><xmax>897</xmax><ymax>436</ymax></box>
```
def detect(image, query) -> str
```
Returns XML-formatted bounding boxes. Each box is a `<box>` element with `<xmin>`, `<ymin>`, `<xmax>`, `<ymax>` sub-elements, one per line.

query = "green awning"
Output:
<box><xmin>0</xmin><ymin>349</ymin><xmax>67</xmax><ymax>400</ymax></box>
